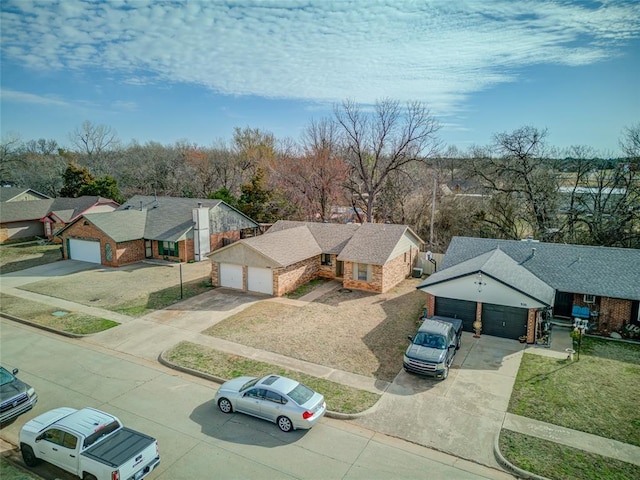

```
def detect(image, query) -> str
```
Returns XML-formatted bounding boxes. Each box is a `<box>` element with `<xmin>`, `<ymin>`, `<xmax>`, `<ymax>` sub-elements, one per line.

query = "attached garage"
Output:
<box><xmin>481</xmin><ymin>304</ymin><xmax>527</xmax><ymax>339</ymax></box>
<box><xmin>219</xmin><ymin>263</ymin><xmax>243</xmax><ymax>289</ymax></box>
<box><xmin>68</xmin><ymin>239</ymin><xmax>101</xmax><ymax>263</ymax></box>
<box><xmin>435</xmin><ymin>297</ymin><xmax>477</xmax><ymax>333</ymax></box>
<box><xmin>247</xmin><ymin>267</ymin><xmax>273</xmax><ymax>295</ymax></box>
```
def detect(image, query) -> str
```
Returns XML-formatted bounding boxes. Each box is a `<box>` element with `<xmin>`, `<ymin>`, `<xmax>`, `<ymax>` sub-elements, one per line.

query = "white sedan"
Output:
<box><xmin>214</xmin><ymin>374</ymin><xmax>326</xmax><ymax>432</ymax></box>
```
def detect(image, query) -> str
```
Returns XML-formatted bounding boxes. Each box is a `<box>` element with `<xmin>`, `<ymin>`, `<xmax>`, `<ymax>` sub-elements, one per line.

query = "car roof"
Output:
<box><xmin>55</xmin><ymin>408</ymin><xmax>118</xmax><ymax>437</ymax></box>
<box><xmin>258</xmin><ymin>375</ymin><xmax>299</xmax><ymax>394</ymax></box>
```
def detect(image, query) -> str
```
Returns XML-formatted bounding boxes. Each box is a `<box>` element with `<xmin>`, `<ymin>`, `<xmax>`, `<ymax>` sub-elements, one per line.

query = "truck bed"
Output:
<box><xmin>82</xmin><ymin>427</ymin><xmax>156</xmax><ymax>468</ymax></box>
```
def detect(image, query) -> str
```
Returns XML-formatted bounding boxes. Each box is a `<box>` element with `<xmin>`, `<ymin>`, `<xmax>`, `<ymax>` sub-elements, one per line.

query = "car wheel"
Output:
<box><xmin>83</xmin><ymin>474</ymin><xmax>98</xmax><ymax>480</ymax></box>
<box><xmin>20</xmin><ymin>444</ymin><xmax>38</xmax><ymax>467</ymax></box>
<box><xmin>218</xmin><ymin>398</ymin><xmax>233</xmax><ymax>413</ymax></box>
<box><xmin>456</xmin><ymin>337</ymin><xmax>462</xmax><ymax>350</ymax></box>
<box><xmin>441</xmin><ymin>365</ymin><xmax>449</xmax><ymax>380</ymax></box>
<box><xmin>277</xmin><ymin>416</ymin><xmax>293</xmax><ymax>432</ymax></box>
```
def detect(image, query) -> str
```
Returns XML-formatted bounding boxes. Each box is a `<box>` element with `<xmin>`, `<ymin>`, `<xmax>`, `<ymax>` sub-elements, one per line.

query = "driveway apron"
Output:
<box><xmin>350</xmin><ymin>334</ymin><xmax>525</xmax><ymax>470</ymax></box>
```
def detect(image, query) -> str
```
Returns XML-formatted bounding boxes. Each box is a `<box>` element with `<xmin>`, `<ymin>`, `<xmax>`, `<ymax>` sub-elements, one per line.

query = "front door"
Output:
<box><xmin>336</xmin><ymin>260</ymin><xmax>344</xmax><ymax>278</ymax></box>
<box><xmin>145</xmin><ymin>240</ymin><xmax>152</xmax><ymax>258</ymax></box>
<box><xmin>554</xmin><ymin>291</ymin><xmax>573</xmax><ymax>317</ymax></box>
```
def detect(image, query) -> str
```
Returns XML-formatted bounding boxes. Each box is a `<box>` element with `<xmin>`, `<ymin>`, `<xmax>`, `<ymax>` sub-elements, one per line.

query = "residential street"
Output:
<box><xmin>0</xmin><ymin>320</ymin><xmax>512</xmax><ymax>480</ymax></box>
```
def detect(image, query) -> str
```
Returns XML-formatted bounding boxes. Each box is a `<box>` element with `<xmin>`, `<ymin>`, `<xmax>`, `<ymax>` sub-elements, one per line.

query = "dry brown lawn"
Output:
<box><xmin>204</xmin><ymin>278</ymin><xmax>426</xmax><ymax>382</ymax></box>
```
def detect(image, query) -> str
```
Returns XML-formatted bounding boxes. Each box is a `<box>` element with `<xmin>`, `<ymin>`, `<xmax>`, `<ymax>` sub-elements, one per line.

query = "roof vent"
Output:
<box><xmin>198</xmin><ymin>202</ymin><xmax>203</xmax><ymax>208</ymax></box>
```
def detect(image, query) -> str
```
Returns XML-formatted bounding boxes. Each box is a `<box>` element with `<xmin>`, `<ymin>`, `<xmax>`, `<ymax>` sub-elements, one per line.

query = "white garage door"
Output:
<box><xmin>248</xmin><ymin>267</ymin><xmax>273</xmax><ymax>295</ymax></box>
<box><xmin>219</xmin><ymin>263</ymin><xmax>243</xmax><ymax>289</ymax></box>
<box><xmin>68</xmin><ymin>239</ymin><xmax>101</xmax><ymax>264</ymax></box>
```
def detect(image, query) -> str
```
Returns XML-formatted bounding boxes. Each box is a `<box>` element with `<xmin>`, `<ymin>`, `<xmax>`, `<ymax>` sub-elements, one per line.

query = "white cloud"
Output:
<box><xmin>0</xmin><ymin>89</ymin><xmax>70</xmax><ymax>107</ymax></box>
<box><xmin>1</xmin><ymin>0</ymin><xmax>639</xmax><ymax>115</ymax></box>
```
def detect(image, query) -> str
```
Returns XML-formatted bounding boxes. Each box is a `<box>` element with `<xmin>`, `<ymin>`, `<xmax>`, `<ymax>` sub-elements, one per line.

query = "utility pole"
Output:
<box><xmin>429</xmin><ymin>175</ymin><xmax>437</xmax><ymax>249</ymax></box>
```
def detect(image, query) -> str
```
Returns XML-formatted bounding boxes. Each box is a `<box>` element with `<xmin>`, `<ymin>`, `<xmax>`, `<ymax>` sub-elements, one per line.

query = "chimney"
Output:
<box><xmin>198</xmin><ymin>202</ymin><xmax>203</xmax><ymax>208</ymax></box>
<box><xmin>139</xmin><ymin>201</ymin><xmax>143</xmax><ymax>211</ymax></box>
<box><xmin>532</xmin><ymin>247</ymin><xmax>536</xmax><ymax>256</ymax></box>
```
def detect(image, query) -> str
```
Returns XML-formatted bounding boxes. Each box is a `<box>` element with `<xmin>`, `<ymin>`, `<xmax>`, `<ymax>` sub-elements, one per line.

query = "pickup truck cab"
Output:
<box><xmin>19</xmin><ymin>407</ymin><xmax>160</xmax><ymax>480</ymax></box>
<box><xmin>403</xmin><ymin>315</ymin><xmax>463</xmax><ymax>380</ymax></box>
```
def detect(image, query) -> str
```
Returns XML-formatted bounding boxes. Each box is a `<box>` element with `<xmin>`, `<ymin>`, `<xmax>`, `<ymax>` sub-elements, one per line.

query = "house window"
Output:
<box><xmin>583</xmin><ymin>294</ymin><xmax>595</xmax><ymax>304</ymax></box>
<box><xmin>321</xmin><ymin>254</ymin><xmax>332</xmax><ymax>266</ymax></box>
<box><xmin>354</xmin><ymin>263</ymin><xmax>371</xmax><ymax>282</ymax></box>
<box><xmin>159</xmin><ymin>241</ymin><xmax>178</xmax><ymax>257</ymax></box>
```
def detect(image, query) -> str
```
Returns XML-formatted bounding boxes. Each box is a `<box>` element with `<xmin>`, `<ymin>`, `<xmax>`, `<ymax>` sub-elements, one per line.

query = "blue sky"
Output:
<box><xmin>1</xmin><ymin>0</ymin><xmax>639</xmax><ymax>156</ymax></box>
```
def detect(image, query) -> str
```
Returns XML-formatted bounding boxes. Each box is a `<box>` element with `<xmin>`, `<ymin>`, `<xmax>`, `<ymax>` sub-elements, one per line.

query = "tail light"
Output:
<box><xmin>302</xmin><ymin>411</ymin><xmax>314</xmax><ymax>420</ymax></box>
<box><xmin>155</xmin><ymin>440</ymin><xmax>159</xmax><ymax>456</ymax></box>
<box><xmin>112</xmin><ymin>470</ymin><xmax>120</xmax><ymax>480</ymax></box>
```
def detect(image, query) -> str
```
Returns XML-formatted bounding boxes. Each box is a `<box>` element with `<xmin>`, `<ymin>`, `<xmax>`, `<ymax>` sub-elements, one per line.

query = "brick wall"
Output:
<box><xmin>114</xmin><ymin>240</ymin><xmax>145</xmax><ymax>267</ymax></box>
<box><xmin>526</xmin><ymin>309</ymin><xmax>537</xmax><ymax>343</ymax></box>
<box><xmin>425</xmin><ymin>293</ymin><xmax>435</xmax><ymax>317</ymax></box>
<box><xmin>598</xmin><ymin>297</ymin><xmax>632</xmax><ymax>332</ymax></box>
<box><xmin>273</xmin><ymin>257</ymin><xmax>320</xmax><ymax>296</ymax></box>
<box><xmin>210</xmin><ymin>231</ymin><xmax>240</xmax><ymax>250</ymax></box>
<box><xmin>343</xmin><ymin>263</ymin><xmax>384</xmax><ymax>292</ymax></box>
<box><xmin>381</xmin><ymin>248</ymin><xmax>418</xmax><ymax>292</ymax></box>
<box><xmin>318</xmin><ymin>254</ymin><xmax>338</xmax><ymax>279</ymax></box>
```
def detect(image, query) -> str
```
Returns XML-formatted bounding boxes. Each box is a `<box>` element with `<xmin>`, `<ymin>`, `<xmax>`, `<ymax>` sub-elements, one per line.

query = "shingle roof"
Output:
<box><xmin>427</xmin><ymin>236</ymin><xmax>640</xmax><ymax>301</ymax></box>
<box><xmin>258</xmin><ymin>220</ymin><xmax>423</xmax><ymax>266</ymax></box>
<box><xmin>419</xmin><ymin>247</ymin><xmax>555</xmax><ymax>305</ymax></box>
<box><xmin>0</xmin><ymin>196</ymin><xmax>110</xmax><ymax>223</ymax></box>
<box><xmin>242</xmin><ymin>226</ymin><xmax>322</xmax><ymax>266</ymax></box>
<box><xmin>0</xmin><ymin>187</ymin><xmax>50</xmax><ymax>202</ymax></box>
<box><xmin>83</xmin><ymin>211</ymin><xmax>147</xmax><ymax>242</ymax></box>
<box><xmin>268</xmin><ymin>220</ymin><xmax>360</xmax><ymax>253</ymax></box>
<box><xmin>338</xmin><ymin>223</ymin><xmax>419</xmax><ymax>265</ymax></box>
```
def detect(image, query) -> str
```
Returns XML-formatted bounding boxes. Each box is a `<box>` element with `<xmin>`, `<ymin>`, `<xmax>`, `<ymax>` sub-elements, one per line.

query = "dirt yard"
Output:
<box><xmin>204</xmin><ymin>278</ymin><xmax>426</xmax><ymax>382</ymax></box>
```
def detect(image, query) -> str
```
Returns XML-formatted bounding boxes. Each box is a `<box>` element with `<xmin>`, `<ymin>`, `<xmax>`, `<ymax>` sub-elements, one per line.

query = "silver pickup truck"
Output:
<box><xmin>403</xmin><ymin>315</ymin><xmax>463</xmax><ymax>380</ymax></box>
<box><xmin>20</xmin><ymin>407</ymin><xmax>160</xmax><ymax>480</ymax></box>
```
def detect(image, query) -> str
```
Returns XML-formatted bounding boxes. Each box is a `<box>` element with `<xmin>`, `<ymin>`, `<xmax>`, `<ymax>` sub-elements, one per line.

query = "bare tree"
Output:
<box><xmin>620</xmin><ymin>122</ymin><xmax>640</xmax><ymax>162</ymax></box>
<box><xmin>0</xmin><ymin>133</ymin><xmax>23</xmax><ymax>184</ymax></box>
<box><xmin>468</xmin><ymin>126</ymin><xmax>559</xmax><ymax>241</ymax></box>
<box><xmin>69</xmin><ymin>121</ymin><xmax>121</xmax><ymax>176</ymax></box>
<box><xmin>334</xmin><ymin>99</ymin><xmax>440</xmax><ymax>222</ymax></box>
<box><xmin>273</xmin><ymin>119</ymin><xmax>349</xmax><ymax>221</ymax></box>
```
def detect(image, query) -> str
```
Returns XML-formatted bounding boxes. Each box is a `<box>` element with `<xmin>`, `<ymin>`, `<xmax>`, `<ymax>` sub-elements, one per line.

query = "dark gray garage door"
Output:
<box><xmin>481</xmin><ymin>304</ymin><xmax>528</xmax><ymax>339</ymax></box>
<box><xmin>434</xmin><ymin>297</ymin><xmax>477</xmax><ymax>333</ymax></box>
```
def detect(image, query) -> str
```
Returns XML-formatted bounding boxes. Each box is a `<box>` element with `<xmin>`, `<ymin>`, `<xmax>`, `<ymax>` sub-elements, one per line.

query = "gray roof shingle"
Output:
<box><xmin>0</xmin><ymin>196</ymin><xmax>111</xmax><ymax>223</ymax></box>
<box><xmin>427</xmin><ymin>236</ymin><xmax>640</xmax><ymax>301</ymax></box>
<box><xmin>338</xmin><ymin>223</ymin><xmax>417</xmax><ymax>265</ymax></box>
<box><xmin>243</xmin><ymin>226</ymin><xmax>322</xmax><ymax>266</ymax></box>
<box><xmin>83</xmin><ymin>211</ymin><xmax>147</xmax><ymax>242</ymax></box>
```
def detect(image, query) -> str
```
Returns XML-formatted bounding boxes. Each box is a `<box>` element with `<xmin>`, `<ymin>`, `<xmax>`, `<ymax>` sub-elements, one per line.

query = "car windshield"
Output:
<box><xmin>0</xmin><ymin>367</ymin><xmax>16</xmax><ymax>386</ymax></box>
<box><xmin>414</xmin><ymin>333</ymin><xmax>447</xmax><ymax>350</ymax></box>
<box><xmin>287</xmin><ymin>383</ymin><xmax>315</xmax><ymax>405</ymax></box>
<box><xmin>240</xmin><ymin>378</ymin><xmax>260</xmax><ymax>392</ymax></box>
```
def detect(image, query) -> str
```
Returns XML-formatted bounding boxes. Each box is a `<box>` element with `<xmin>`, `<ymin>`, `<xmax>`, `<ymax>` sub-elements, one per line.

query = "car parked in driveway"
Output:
<box><xmin>0</xmin><ymin>366</ymin><xmax>38</xmax><ymax>424</ymax></box>
<box><xmin>215</xmin><ymin>374</ymin><xmax>326</xmax><ymax>432</ymax></box>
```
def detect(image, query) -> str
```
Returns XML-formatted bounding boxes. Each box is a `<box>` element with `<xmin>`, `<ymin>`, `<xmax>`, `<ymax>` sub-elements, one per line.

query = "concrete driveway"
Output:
<box><xmin>1</xmin><ymin>259</ymin><xmax>523</xmax><ymax>472</ymax></box>
<box><xmin>352</xmin><ymin>332</ymin><xmax>525</xmax><ymax>470</ymax></box>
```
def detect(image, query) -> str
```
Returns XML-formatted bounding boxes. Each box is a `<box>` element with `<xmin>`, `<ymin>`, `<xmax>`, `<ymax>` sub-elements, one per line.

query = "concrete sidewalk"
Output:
<box><xmin>2</xmin><ymin>270</ymin><xmax>638</xmax><ymax>475</ymax></box>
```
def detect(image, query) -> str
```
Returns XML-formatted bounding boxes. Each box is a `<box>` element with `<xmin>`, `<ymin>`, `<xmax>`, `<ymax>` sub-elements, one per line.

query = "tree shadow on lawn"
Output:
<box><xmin>580</xmin><ymin>336</ymin><xmax>640</xmax><ymax>365</ymax></box>
<box><xmin>362</xmin><ymin>288</ymin><xmax>427</xmax><ymax>383</ymax></box>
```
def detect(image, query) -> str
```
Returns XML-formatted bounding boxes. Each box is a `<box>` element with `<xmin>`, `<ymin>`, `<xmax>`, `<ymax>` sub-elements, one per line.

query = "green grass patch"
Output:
<box><xmin>0</xmin><ymin>243</ymin><xmax>62</xmax><ymax>273</ymax></box>
<box><xmin>508</xmin><ymin>337</ymin><xmax>640</xmax><ymax>446</ymax></box>
<box><xmin>111</xmin><ymin>279</ymin><xmax>214</xmax><ymax>316</ymax></box>
<box><xmin>499</xmin><ymin>430</ymin><xmax>639</xmax><ymax>480</ymax></box>
<box><xmin>0</xmin><ymin>459</ymin><xmax>40</xmax><ymax>480</ymax></box>
<box><xmin>0</xmin><ymin>293</ymin><xmax>118</xmax><ymax>334</ymax></box>
<box><xmin>164</xmin><ymin>341</ymin><xmax>380</xmax><ymax>414</ymax></box>
<box><xmin>284</xmin><ymin>278</ymin><xmax>328</xmax><ymax>299</ymax></box>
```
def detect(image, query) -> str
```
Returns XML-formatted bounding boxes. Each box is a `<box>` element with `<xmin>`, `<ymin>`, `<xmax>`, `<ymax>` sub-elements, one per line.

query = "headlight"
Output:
<box><xmin>436</xmin><ymin>362</ymin><xmax>446</xmax><ymax>370</ymax></box>
<box><xmin>27</xmin><ymin>387</ymin><xmax>36</xmax><ymax>397</ymax></box>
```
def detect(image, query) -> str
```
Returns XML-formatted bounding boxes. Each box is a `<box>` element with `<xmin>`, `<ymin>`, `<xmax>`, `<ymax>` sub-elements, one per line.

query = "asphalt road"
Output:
<box><xmin>0</xmin><ymin>320</ymin><xmax>510</xmax><ymax>480</ymax></box>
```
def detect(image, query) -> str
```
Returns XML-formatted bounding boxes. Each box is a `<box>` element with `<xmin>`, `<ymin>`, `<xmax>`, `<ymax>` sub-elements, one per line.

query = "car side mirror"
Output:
<box><xmin>12</xmin><ymin>368</ymin><xmax>18</xmax><ymax>375</ymax></box>
<box><xmin>408</xmin><ymin>336</ymin><xmax>413</xmax><ymax>342</ymax></box>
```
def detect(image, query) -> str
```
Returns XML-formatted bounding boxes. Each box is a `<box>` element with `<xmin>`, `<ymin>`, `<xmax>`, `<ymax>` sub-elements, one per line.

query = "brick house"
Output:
<box><xmin>209</xmin><ymin>220</ymin><xmax>423</xmax><ymax>296</ymax></box>
<box><xmin>57</xmin><ymin>196</ymin><xmax>259</xmax><ymax>266</ymax></box>
<box><xmin>417</xmin><ymin>237</ymin><xmax>640</xmax><ymax>342</ymax></box>
<box><xmin>0</xmin><ymin>195</ymin><xmax>118</xmax><ymax>243</ymax></box>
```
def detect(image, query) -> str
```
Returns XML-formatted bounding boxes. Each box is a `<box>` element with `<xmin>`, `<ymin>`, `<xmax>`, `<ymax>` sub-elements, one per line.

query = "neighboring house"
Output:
<box><xmin>209</xmin><ymin>220</ymin><xmax>423</xmax><ymax>296</ymax></box>
<box><xmin>417</xmin><ymin>237</ymin><xmax>640</xmax><ymax>343</ymax></box>
<box><xmin>0</xmin><ymin>187</ymin><xmax>50</xmax><ymax>203</ymax></box>
<box><xmin>57</xmin><ymin>196</ymin><xmax>260</xmax><ymax>267</ymax></box>
<box><xmin>0</xmin><ymin>196</ymin><xmax>118</xmax><ymax>243</ymax></box>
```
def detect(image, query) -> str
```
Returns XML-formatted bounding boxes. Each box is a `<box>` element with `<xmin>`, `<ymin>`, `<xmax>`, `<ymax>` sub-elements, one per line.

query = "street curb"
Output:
<box><xmin>157</xmin><ymin>349</ymin><xmax>371</xmax><ymax>420</ymax></box>
<box><xmin>0</xmin><ymin>312</ymin><xmax>87</xmax><ymax>338</ymax></box>
<box><xmin>493</xmin><ymin>431</ymin><xmax>551</xmax><ymax>480</ymax></box>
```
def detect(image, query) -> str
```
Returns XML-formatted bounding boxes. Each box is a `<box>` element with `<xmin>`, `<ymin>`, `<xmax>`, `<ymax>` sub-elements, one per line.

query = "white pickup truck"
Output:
<box><xmin>19</xmin><ymin>407</ymin><xmax>160</xmax><ymax>480</ymax></box>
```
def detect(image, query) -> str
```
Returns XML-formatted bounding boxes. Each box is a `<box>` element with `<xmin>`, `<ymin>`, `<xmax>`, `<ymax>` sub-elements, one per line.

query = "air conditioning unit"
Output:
<box><xmin>583</xmin><ymin>294</ymin><xmax>595</xmax><ymax>304</ymax></box>
<box><xmin>412</xmin><ymin>267</ymin><xmax>423</xmax><ymax>278</ymax></box>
